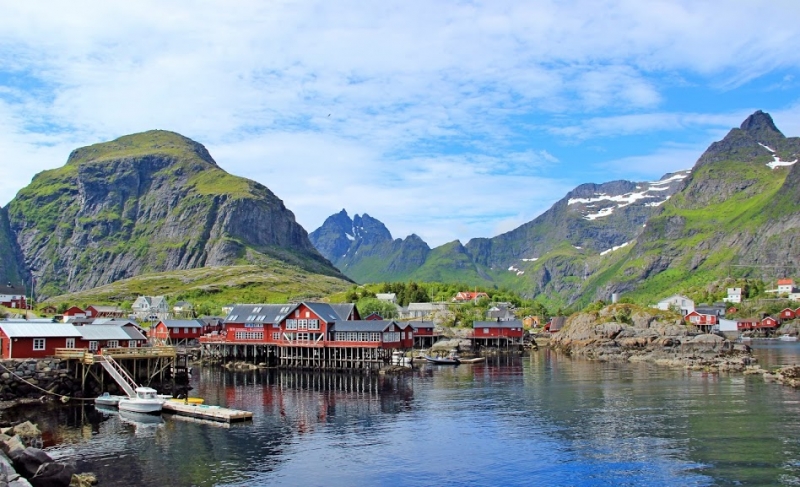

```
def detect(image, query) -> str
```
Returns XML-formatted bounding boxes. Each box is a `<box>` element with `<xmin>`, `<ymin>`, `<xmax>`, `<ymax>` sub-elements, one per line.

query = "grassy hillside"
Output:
<box><xmin>43</xmin><ymin>264</ymin><xmax>351</xmax><ymax>315</ymax></box>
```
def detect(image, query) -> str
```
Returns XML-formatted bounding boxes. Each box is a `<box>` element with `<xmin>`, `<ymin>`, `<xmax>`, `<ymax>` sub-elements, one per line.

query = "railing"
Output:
<box><xmin>94</xmin><ymin>354</ymin><xmax>138</xmax><ymax>397</ymax></box>
<box><xmin>53</xmin><ymin>346</ymin><xmax>177</xmax><ymax>361</ymax></box>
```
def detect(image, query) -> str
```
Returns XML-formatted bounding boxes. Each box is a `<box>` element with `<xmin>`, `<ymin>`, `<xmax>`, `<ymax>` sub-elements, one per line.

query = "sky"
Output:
<box><xmin>1</xmin><ymin>1</ymin><xmax>800</xmax><ymax>248</ymax></box>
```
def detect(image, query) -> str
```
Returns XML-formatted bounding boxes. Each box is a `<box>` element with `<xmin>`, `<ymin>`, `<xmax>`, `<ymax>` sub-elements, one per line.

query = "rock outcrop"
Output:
<box><xmin>550</xmin><ymin>305</ymin><xmax>754</xmax><ymax>371</ymax></box>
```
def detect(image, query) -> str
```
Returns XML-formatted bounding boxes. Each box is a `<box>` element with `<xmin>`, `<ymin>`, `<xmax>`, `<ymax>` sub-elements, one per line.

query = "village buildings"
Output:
<box><xmin>0</xmin><ymin>284</ymin><xmax>27</xmax><ymax>310</ymax></box>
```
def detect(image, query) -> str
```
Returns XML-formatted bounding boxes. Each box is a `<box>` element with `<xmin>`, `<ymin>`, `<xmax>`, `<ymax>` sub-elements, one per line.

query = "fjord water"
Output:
<box><xmin>30</xmin><ymin>345</ymin><xmax>800</xmax><ymax>486</ymax></box>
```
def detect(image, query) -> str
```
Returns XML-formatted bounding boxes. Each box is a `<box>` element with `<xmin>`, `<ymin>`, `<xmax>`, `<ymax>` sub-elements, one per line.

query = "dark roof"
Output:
<box><xmin>0</xmin><ymin>284</ymin><xmax>26</xmax><ymax>296</ymax></box>
<box><xmin>160</xmin><ymin>319</ymin><xmax>203</xmax><ymax>329</ymax></box>
<box><xmin>224</xmin><ymin>304</ymin><xmax>297</xmax><ymax>324</ymax></box>
<box><xmin>303</xmin><ymin>302</ymin><xmax>341</xmax><ymax>323</ymax></box>
<box><xmin>408</xmin><ymin>321</ymin><xmax>435</xmax><ymax>330</ymax></box>
<box><xmin>122</xmin><ymin>327</ymin><xmax>147</xmax><ymax>341</ymax></box>
<box><xmin>549</xmin><ymin>317</ymin><xmax>567</xmax><ymax>332</ymax></box>
<box><xmin>473</xmin><ymin>320</ymin><xmax>523</xmax><ymax>329</ymax></box>
<box><xmin>333</xmin><ymin>320</ymin><xmax>397</xmax><ymax>333</ymax></box>
<box><xmin>329</xmin><ymin>303</ymin><xmax>357</xmax><ymax>321</ymax></box>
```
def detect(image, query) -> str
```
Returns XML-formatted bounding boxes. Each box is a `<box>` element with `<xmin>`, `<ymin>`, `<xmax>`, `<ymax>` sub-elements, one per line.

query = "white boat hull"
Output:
<box><xmin>118</xmin><ymin>398</ymin><xmax>164</xmax><ymax>414</ymax></box>
<box><xmin>779</xmin><ymin>335</ymin><xmax>798</xmax><ymax>342</ymax></box>
<box><xmin>94</xmin><ymin>393</ymin><xmax>125</xmax><ymax>407</ymax></box>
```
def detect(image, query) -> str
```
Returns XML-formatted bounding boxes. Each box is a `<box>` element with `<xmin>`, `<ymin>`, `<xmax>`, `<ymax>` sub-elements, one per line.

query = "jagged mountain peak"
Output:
<box><xmin>67</xmin><ymin>130</ymin><xmax>217</xmax><ymax>167</ymax></box>
<box><xmin>740</xmin><ymin>110</ymin><xmax>783</xmax><ymax>137</ymax></box>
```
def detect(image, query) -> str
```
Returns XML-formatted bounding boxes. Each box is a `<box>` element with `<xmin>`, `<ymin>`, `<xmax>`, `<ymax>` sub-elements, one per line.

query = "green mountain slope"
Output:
<box><xmin>7</xmin><ymin>130</ymin><xmax>348</xmax><ymax>298</ymax></box>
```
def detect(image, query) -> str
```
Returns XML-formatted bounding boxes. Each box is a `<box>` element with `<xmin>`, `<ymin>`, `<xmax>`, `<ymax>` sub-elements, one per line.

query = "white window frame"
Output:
<box><xmin>89</xmin><ymin>341</ymin><xmax>98</xmax><ymax>351</ymax></box>
<box><xmin>33</xmin><ymin>338</ymin><xmax>45</xmax><ymax>351</ymax></box>
<box><xmin>308</xmin><ymin>319</ymin><xmax>320</xmax><ymax>330</ymax></box>
<box><xmin>272</xmin><ymin>332</ymin><xmax>281</xmax><ymax>340</ymax></box>
<box><xmin>128</xmin><ymin>340</ymin><xmax>136</xmax><ymax>348</ymax></box>
<box><xmin>286</xmin><ymin>320</ymin><xmax>297</xmax><ymax>330</ymax></box>
<box><xmin>298</xmin><ymin>319</ymin><xmax>308</xmax><ymax>330</ymax></box>
<box><xmin>65</xmin><ymin>338</ymin><xmax>75</xmax><ymax>348</ymax></box>
<box><xmin>107</xmin><ymin>340</ymin><xmax>119</xmax><ymax>349</ymax></box>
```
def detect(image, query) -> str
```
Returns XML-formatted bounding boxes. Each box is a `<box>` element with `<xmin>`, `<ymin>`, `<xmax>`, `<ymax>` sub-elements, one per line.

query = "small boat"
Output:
<box><xmin>391</xmin><ymin>351</ymin><xmax>412</xmax><ymax>367</ymax></box>
<box><xmin>458</xmin><ymin>357</ymin><xmax>486</xmax><ymax>364</ymax></box>
<box><xmin>94</xmin><ymin>392</ymin><xmax>125</xmax><ymax>407</ymax></box>
<box><xmin>424</xmin><ymin>350</ymin><xmax>461</xmax><ymax>365</ymax></box>
<box><xmin>118</xmin><ymin>387</ymin><xmax>166</xmax><ymax>414</ymax></box>
<box><xmin>779</xmin><ymin>334</ymin><xmax>798</xmax><ymax>342</ymax></box>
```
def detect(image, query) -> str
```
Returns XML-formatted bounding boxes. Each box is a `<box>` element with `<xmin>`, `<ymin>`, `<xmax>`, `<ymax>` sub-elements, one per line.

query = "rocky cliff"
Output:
<box><xmin>0</xmin><ymin>207</ymin><xmax>26</xmax><ymax>286</ymax></box>
<box><xmin>6</xmin><ymin>130</ymin><xmax>347</xmax><ymax>297</ymax></box>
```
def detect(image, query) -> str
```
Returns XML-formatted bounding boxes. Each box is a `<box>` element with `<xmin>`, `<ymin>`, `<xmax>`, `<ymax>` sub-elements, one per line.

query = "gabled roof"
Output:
<box><xmin>0</xmin><ymin>322</ymin><xmax>81</xmax><ymax>338</ymax></box>
<box><xmin>407</xmin><ymin>303</ymin><xmax>445</xmax><ymax>311</ymax></box>
<box><xmin>121</xmin><ymin>327</ymin><xmax>147</xmax><ymax>341</ymax></box>
<box><xmin>329</xmin><ymin>303</ymin><xmax>357</xmax><ymax>321</ymax></box>
<box><xmin>333</xmin><ymin>320</ymin><xmax>397</xmax><ymax>333</ymax></box>
<box><xmin>76</xmin><ymin>325</ymin><xmax>132</xmax><ymax>341</ymax></box>
<box><xmin>87</xmin><ymin>305</ymin><xmax>124</xmax><ymax>313</ymax></box>
<box><xmin>160</xmin><ymin>319</ymin><xmax>203</xmax><ymax>329</ymax></box>
<box><xmin>473</xmin><ymin>320</ymin><xmax>524</xmax><ymax>329</ymax></box>
<box><xmin>408</xmin><ymin>321</ymin><xmax>435</xmax><ymax>330</ymax></box>
<box><xmin>302</xmin><ymin>302</ymin><xmax>341</xmax><ymax>323</ymax></box>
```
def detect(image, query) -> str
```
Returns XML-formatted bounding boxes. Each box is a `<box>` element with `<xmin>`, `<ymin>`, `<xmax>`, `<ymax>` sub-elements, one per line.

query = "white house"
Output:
<box><xmin>718</xmin><ymin>318</ymin><xmax>739</xmax><ymax>333</ymax></box>
<box><xmin>376</xmin><ymin>293</ymin><xmax>397</xmax><ymax>304</ymax></box>
<box><xmin>656</xmin><ymin>295</ymin><xmax>695</xmax><ymax>316</ymax></box>
<box><xmin>723</xmin><ymin>288</ymin><xmax>743</xmax><ymax>304</ymax></box>
<box><xmin>131</xmin><ymin>296</ymin><xmax>170</xmax><ymax>321</ymax></box>
<box><xmin>403</xmin><ymin>302</ymin><xmax>447</xmax><ymax>319</ymax></box>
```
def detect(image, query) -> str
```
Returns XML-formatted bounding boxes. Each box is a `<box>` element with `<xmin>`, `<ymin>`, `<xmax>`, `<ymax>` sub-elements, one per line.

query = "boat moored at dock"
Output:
<box><xmin>118</xmin><ymin>387</ymin><xmax>166</xmax><ymax>414</ymax></box>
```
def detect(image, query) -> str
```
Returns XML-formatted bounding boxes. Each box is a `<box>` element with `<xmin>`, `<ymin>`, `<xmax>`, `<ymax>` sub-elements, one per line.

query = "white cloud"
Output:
<box><xmin>1</xmin><ymin>0</ymin><xmax>800</xmax><ymax>247</ymax></box>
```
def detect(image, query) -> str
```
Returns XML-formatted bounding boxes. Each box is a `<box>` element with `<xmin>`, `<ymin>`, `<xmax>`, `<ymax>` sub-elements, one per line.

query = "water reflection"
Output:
<box><xmin>3</xmin><ymin>353</ymin><xmax>799</xmax><ymax>486</ymax></box>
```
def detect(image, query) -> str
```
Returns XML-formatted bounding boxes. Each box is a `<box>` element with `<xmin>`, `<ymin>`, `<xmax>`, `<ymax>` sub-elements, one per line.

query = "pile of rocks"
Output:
<box><xmin>550</xmin><ymin>305</ymin><xmax>754</xmax><ymax>371</ymax></box>
<box><xmin>0</xmin><ymin>360</ymin><xmax>80</xmax><ymax>402</ymax></box>
<box><xmin>0</xmin><ymin>420</ymin><xmax>95</xmax><ymax>487</ymax></box>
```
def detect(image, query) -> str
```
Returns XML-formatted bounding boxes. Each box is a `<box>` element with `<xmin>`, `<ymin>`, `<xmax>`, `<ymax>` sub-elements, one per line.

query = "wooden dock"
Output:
<box><xmin>161</xmin><ymin>401</ymin><xmax>253</xmax><ymax>423</ymax></box>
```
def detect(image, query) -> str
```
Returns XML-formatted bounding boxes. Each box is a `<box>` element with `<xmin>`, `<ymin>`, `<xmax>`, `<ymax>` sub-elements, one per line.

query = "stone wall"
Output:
<box><xmin>0</xmin><ymin>359</ymin><xmax>80</xmax><ymax>402</ymax></box>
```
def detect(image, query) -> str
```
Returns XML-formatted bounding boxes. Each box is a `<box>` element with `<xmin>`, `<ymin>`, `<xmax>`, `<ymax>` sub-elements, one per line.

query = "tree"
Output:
<box><xmin>357</xmin><ymin>298</ymin><xmax>398</xmax><ymax>319</ymax></box>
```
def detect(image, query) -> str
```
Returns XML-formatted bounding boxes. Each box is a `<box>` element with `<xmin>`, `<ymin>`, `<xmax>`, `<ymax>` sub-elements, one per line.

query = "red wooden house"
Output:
<box><xmin>331</xmin><ymin>320</ymin><xmax>406</xmax><ymax>349</ymax></box>
<box><xmin>152</xmin><ymin>319</ymin><xmax>204</xmax><ymax>346</ymax></box>
<box><xmin>780</xmin><ymin>308</ymin><xmax>797</xmax><ymax>320</ymax></box>
<box><xmin>761</xmin><ymin>316</ymin><xmax>779</xmax><ymax>328</ymax></box>
<box><xmin>329</xmin><ymin>303</ymin><xmax>361</xmax><ymax>321</ymax></box>
<box><xmin>63</xmin><ymin>307</ymin><xmax>87</xmax><ymax>320</ymax></box>
<box><xmin>410</xmin><ymin>321</ymin><xmax>437</xmax><ymax>348</ymax></box>
<box><xmin>398</xmin><ymin>322</ymin><xmax>414</xmax><ymax>348</ymax></box>
<box><xmin>0</xmin><ymin>284</ymin><xmax>27</xmax><ymax>310</ymax></box>
<box><xmin>473</xmin><ymin>320</ymin><xmax>524</xmax><ymax>347</ymax></box>
<box><xmin>685</xmin><ymin>311</ymin><xmax>718</xmax><ymax>331</ymax></box>
<box><xmin>0</xmin><ymin>322</ymin><xmax>81</xmax><ymax>359</ymax></box>
<box><xmin>74</xmin><ymin>325</ymin><xmax>143</xmax><ymax>352</ymax></box>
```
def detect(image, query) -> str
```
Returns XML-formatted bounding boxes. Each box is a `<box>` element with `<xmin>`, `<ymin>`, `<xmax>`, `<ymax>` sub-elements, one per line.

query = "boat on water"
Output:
<box><xmin>391</xmin><ymin>351</ymin><xmax>413</xmax><ymax>367</ymax></box>
<box><xmin>94</xmin><ymin>392</ymin><xmax>126</xmax><ymax>407</ymax></box>
<box><xmin>424</xmin><ymin>350</ymin><xmax>461</xmax><ymax>365</ymax></box>
<box><xmin>779</xmin><ymin>334</ymin><xmax>798</xmax><ymax>342</ymax></box>
<box><xmin>118</xmin><ymin>387</ymin><xmax>166</xmax><ymax>414</ymax></box>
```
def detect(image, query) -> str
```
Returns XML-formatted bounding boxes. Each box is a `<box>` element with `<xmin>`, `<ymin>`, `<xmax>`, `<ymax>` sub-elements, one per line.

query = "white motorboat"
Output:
<box><xmin>779</xmin><ymin>334</ymin><xmax>798</xmax><ymax>342</ymax></box>
<box><xmin>118</xmin><ymin>387</ymin><xmax>166</xmax><ymax>414</ymax></box>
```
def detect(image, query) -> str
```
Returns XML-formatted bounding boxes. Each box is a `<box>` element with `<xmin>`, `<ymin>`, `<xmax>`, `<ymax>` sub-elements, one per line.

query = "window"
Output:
<box><xmin>128</xmin><ymin>341</ymin><xmax>136</xmax><ymax>348</ymax></box>
<box><xmin>229</xmin><ymin>315</ymin><xmax>238</xmax><ymax>321</ymax></box>
<box><xmin>298</xmin><ymin>319</ymin><xmax>308</xmax><ymax>330</ymax></box>
<box><xmin>183</xmin><ymin>327</ymin><xmax>189</xmax><ymax>334</ymax></box>
<box><xmin>305</xmin><ymin>311</ymin><xmax>310</xmax><ymax>318</ymax></box>
<box><xmin>383</xmin><ymin>332</ymin><xmax>400</xmax><ymax>342</ymax></box>
<box><xmin>65</xmin><ymin>338</ymin><xmax>75</xmax><ymax>348</ymax></box>
<box><xmin>33</xmin><ymin>338</ymin><xmax>45</xmax><ymax>351</ymax></box>
<box><xmin>234</xmin><ymin>331</ymin><xmax>264</xmax><ymax>340</ymax></box>
<box><xmin>257</xmin><ymin>315</ymin><xmax>266</xmax><ymax>322</ymax></box>
<box><xmin>272</xmin><ymin>332</ymin><xmax>281</xmax><ymax>340</ymax></box>
<box><xmin>286</xmin><ymin>320</ymin><xmax>297</xmax><ymax>330</ymax></box>
<box><xmin>254</xmin><ymin>306</ymin><xmax>262</xmax><ymax>313</ymax></box>
<box><xmin>370</xmin><ymin>332</ymin><xmax>380</xmax><ymax>342</ymax></box>
<box><xmin>309</xmin><ymin>319</ymin><xmax>320</xmax><ymax>330</ymax></box>
<box><xmin>107</xmin><ymin>340</ymin><xmax>118</xmax><ymax>348</ymax></box>
<box><xmin>297</xmin><ymin>332</ymin><xmax>309</xmax><ymax>341</ymax></box>
<box><xmin>358</xmin><ymin>332</ymin><xmax>369</xmax><ymax>341</ymax></box>
<box><xmin>347</xmin><ymin>332</ymin><xmax>357</xmax><ymax>341</ymax></box>
<box><xmin>89</xmin><ymin>341</ymin><xmax>98</xmax><ymax>351</ymax></box>
<box><xmin>246</xmin><ymin>315</ymin><xmax>256</xmax><ymax>321</ymax></box>
<box><xmin>295</xmin><ymin>310</ymin><xmax>299</xmax><ymax>318</ymax></box>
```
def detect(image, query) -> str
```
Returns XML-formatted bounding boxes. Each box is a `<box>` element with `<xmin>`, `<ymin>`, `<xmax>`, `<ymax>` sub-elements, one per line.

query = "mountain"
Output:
<box><xmin>583</xmin><ymin>110</ymin><xmax>800</xmax><ymax>304</ymax></box>
<box><xmin>0</xmin><ymin>206</ymin><xmax>26</xmax><ymax>286</ymax></box>
<box><xmin>310</xmin><ymin>111</ymin><xmax>800</xmax><ymax>310</ymax></box>
<box><xmin>309</xmin><ymin>210</ymin><xmax>431</xmax><ymax>283</ymax></box>
<box><xmin>312</xmin><ymin>172</ymin><xmax>689</xmax><ymax>289</ymax></box>
<box><xmin>5</xmin><ymin>130</ymin><xmax>347</xmax><ymax>298</ymax></box>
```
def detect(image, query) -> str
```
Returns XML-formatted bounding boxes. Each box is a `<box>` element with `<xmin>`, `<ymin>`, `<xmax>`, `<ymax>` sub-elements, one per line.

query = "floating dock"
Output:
<box><xmin>161</xmin><ymin>401</ymin><xmax>253</xmax><ymax>423</ymax></box>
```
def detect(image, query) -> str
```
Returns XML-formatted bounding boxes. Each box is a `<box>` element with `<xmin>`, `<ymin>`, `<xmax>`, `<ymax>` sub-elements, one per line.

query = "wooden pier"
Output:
<box><xmin>162</xmin><ymin>401</ymin><xmax>253</xmax><ymax>423</ymax></box>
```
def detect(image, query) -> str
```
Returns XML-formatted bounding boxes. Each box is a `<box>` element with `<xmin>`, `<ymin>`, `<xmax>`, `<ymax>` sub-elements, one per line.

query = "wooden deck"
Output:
<box><xmin>54</xmin><ymin>347</ymin><xmax>177</xmax><ymax>363</ymax></box>
<box><xmin>162</xmin><ymin>401</ymin><xmax>253</xmax><ymax>423</ymax></box>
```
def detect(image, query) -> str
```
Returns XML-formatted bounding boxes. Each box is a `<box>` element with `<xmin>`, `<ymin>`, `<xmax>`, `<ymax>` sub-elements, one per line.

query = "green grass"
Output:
<box><xmin>42</xmin><ymin>265</ymin><xmax>352</xmax><ymax>315</ymax></box>
<box><xmin>66</xmin><ymin>130</ymin><xmax>212</xmax><ymax>166</ymax></box>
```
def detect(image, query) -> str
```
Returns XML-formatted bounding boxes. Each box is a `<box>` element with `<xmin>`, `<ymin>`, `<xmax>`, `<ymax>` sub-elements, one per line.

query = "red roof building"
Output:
<box><xmin>780</xmin><ymin>308</ymin><xmax>797</xmax><ymax>321</ymax></box>
<box><xmin>0</xmin><ymin>284</ymin><xmax>27</xmax><ymax>310</ymax></box>
<box><xmin>453</xmin><ymin>291</ymin><xmax>489</xmax><ymax>302</ymax></box>
<box><xmin>0</xmin><ymin>322</ymin><xmax>81</xmax><ymax>359</ymax></box>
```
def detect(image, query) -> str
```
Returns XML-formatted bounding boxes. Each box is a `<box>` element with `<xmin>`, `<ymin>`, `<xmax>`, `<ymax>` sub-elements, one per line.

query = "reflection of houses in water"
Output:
<box><xmin>206</xmin><ymin>368</ymin><xmax>415</xmax><ymax>436</ymax></box>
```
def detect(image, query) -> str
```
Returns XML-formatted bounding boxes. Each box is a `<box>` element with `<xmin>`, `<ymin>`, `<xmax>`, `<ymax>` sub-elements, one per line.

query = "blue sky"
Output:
<box><xmin>1</xmin><ymin>1</ymin><xmax>800</xmax><ymax>247</ymax></box>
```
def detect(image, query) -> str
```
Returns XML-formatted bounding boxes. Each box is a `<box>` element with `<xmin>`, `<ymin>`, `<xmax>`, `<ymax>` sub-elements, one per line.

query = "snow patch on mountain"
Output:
<box><xmin>568</xmin><ymin>172</ymin><xmax>689</xmax><ymax>221</ymax></box>
<box><xmin>600</xmin><ymin>241</ymin><xmax>630</xmax><ymax>256</ymax></box>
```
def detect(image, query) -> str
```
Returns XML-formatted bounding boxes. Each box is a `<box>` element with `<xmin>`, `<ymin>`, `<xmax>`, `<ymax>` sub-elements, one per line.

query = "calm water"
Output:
<box><xmin>10</xmin><ymin>344</ymin><xmax>800</xmax><ymax>487</ymax></box>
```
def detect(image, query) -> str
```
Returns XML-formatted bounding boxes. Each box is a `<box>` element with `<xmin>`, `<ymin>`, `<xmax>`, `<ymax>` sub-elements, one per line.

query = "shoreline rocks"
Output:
<box><xmin>550</xmin><ymin>304</ymin><xmax>755</xmax><ymax>371</ymax></box>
